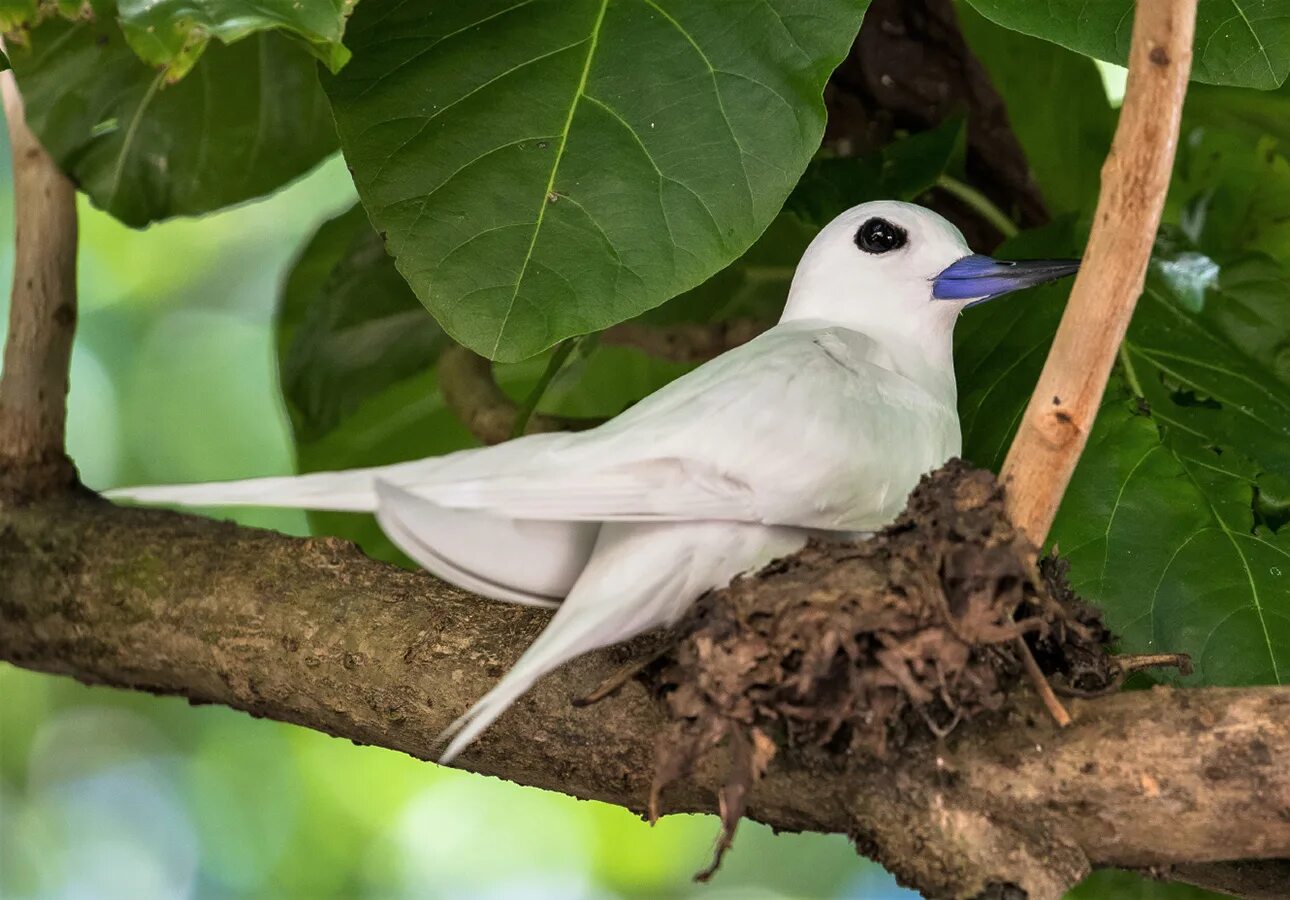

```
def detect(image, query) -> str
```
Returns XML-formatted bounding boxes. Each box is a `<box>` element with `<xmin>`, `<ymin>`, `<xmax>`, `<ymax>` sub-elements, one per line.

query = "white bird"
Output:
<box><xmin>108</xmin><ymin>201</ymin><xmax>1078</xmax><ymax>762</ymax></box>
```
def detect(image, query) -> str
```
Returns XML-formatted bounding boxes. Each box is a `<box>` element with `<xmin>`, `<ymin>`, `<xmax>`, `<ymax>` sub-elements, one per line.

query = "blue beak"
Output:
<box><xmin>932</xmin><ymin>255</ymin><xmax>1080</xmax><ymax>306</ymax></box>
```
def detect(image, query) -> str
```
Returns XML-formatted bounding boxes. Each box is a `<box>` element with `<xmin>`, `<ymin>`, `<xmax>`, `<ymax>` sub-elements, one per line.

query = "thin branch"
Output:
<box><xmin>0</xmin><ymin>70</ymin><xmax>78</xmax><ymax>499</ymax></box>
<box><xmin>1000</xmin><ymin>0</ymin><xmax>1197</xmax><ymax>543</ymax></box>
<box><xmin>1</xmin><ymin>492</ymin><xmax>1287</xmax><ymax>899</ymax></box>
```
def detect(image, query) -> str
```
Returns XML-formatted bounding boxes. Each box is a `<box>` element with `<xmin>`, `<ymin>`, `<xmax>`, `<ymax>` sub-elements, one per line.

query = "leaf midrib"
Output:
<box><xmin>489</xmin><ymin>0</ymin><xmax>611</xmax><ymax>359</ymax></box>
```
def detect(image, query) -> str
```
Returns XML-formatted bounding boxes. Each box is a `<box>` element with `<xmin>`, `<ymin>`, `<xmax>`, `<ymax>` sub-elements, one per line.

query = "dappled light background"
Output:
<box><xmin>0</xmin><ymin>124</ymin><xmax>919</xmax><ymax>899</ymax></box>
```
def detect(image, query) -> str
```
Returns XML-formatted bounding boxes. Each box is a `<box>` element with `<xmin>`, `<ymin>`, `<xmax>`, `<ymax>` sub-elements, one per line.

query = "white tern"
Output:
<box><xmin>108</xmin><ymin>201</ymin><xmax>1078</xmax><ymax>762</ymax></box>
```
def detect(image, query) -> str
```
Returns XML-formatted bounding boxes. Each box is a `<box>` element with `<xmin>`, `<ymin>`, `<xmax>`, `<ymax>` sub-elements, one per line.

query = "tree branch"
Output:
<box><xmin>1</xmin><ymin>493</ymin><xmax>1287</xmax><ymax>899</ymax></box>
<box><xmin>0</xmin><ymin>70</ymin><xmax>78</xmax><ymax>500</ymax></box>
<box><xmin>1000</xmin><ymin>0</ymin><xmax>1196</xmax><ymax>542</ymax></box>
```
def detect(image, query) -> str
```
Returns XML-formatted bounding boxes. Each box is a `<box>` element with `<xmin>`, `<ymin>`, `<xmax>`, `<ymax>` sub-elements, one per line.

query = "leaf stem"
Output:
<box><xmin>935</xmin><ymin>174</ymin><xmax>1019</xmax><ymax>240</ymax></box>
<box><xmin>510</xmin><ymin>337</ymin><xmax>581</xmax><ymax>439</ymax></box>
<box><xmin>1118</xmin><ymin>342</ymin><xmax>1145</xmax><ymax>398</ymax></box>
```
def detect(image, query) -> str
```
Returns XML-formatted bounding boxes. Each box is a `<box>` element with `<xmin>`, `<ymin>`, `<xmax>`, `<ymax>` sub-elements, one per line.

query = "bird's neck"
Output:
<box><xmin>778</xmin><ymin>304</ymin><xmax>960</xmax><ymax>405</ymax></box>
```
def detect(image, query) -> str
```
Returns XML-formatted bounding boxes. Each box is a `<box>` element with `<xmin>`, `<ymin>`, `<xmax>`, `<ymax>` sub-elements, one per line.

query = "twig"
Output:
<box><xmin>1114</xmin><ymin>652</ymin><xmax>1193</xmax><ymax>678</ymax></box>
<box><xmin>998</xmin><ymin>0</ymin><xmax>1197</xmax><ymax>727</ymax></box>
<box><xmin>1000</xmin><ymin>0</ymin><xmax>1197</xmax><ymax>543</ymax></box>
<box><xmin>1016</xmin><ymin>636</ymin><xmax>1071</xmax><ymax>727</ymax></box>
<box><xmin>0</xmin><ymin>70</ymin><xmax>78</xmax><ymax>499</ymax></box>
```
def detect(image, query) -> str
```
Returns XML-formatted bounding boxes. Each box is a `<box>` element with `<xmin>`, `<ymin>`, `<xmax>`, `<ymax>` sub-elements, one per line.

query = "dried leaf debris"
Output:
<box><xmin>650</xmin><ymin>461</ymin><xmax>1115</xmax><ymax>876</ymax></box>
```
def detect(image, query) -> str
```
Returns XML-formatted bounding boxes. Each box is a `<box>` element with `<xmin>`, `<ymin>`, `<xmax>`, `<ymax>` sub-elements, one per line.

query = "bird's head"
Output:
<box><xmin>781</xmin><ymin>201</ymin><xmax>1079</xmax><ymax>341</ymax></box>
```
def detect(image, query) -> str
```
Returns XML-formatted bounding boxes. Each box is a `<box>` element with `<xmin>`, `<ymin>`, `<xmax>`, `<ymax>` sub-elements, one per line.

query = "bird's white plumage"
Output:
<box><xmin>107</xmin><ymin>201</ymin><xmax>1013</xmax><ymax>763</ymax></box>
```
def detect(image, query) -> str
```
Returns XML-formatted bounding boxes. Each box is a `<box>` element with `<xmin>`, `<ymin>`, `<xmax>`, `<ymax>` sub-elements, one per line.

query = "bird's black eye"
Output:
<box><xmin>855</xmin><ymin>217</ymin><xmax>908</xmax><ymax>254</ymax></box>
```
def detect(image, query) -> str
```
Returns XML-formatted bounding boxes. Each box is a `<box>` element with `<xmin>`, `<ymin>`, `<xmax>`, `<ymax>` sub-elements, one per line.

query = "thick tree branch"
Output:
<box><xmin>1000</xmin><ymin>0</ymin><xmax>1196</xmax><ymax>542</ymax></box>
<box><xmin>0</xmin><ymin>70</ymin><xmax>78</xmax><ymax>499</ymax></box>
<box><xmin>2</xmin><ymin>493</ymin><xmax>1288</xmax><ymax>899</ymax></box>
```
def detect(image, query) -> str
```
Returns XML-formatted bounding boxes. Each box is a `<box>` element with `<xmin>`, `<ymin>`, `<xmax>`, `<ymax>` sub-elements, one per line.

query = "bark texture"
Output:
<box><xmin>0</xmin><ymin>71</ymin><xmax>77</xmax><ymax>499</ymax></box>
<box><xmin>2</xmin><ymin>492</ymin><xmax>1288</xmax><ymax>899</ymax></box>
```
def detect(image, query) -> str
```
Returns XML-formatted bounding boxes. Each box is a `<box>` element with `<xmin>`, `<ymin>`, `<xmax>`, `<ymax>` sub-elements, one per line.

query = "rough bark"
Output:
<box><xmin>0</xmin><ymin>71</ymin><xmax>78</xmax><ymax>499</ymax></box>
<box><xmin>2</xmin><ymin>492</ymin><xmax>1288</xmax><ymax>899</ymax></box>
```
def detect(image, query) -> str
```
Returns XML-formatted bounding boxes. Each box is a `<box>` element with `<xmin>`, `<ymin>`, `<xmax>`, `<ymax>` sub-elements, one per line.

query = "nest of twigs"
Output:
<box><xmin>648</xmin><ymin>461</ymin><xmax>1116</xmax><ymax>878</ymax></box>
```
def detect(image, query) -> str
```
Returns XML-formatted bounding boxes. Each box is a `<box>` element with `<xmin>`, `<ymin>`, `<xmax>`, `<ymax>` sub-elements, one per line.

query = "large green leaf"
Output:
<box><xmin>1121</xmin><ymin>258</ymin><xmax>1290</xmax><ymax>482</ymax></box>
<box><xmin>277</xmin><ymin>205</ymin><xmax>692</xmax><ymax>559</ymax></box>
<box><xmin>116</xmin><ymin>0</ymin><xmax>354</xmax><ymax>80</ymax></box>
<box><xmin>6</xmin><ymin>1</ymin><xmax>336</xmax><ymax>226</ymax></box>
<box><xmin>1054</xmin><ymin>397</ymin><xmax>1290</xmax><ymax>687</ymax></box>
<box><xmin>279</xmin><ymin>204</ymin><xmax>452</xmax><ymax>443</ymax></box>
<box><xmin>964</xmin><ymin>0</ymin><xmax>1290</xmax><ymax>90</ymax></box>
<box><xmin>323</xmin><ymin>0</ymin><xmax>871</xmax><ymax>362</ymax></box>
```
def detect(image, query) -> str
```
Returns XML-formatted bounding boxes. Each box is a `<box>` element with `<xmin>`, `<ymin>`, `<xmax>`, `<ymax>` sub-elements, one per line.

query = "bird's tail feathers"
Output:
<box><xmin>103</xmin><ymin>459</ymin><xmax>431</xmax><ymax>512</ymax></box>
<box><xmin>438</xmin><ymin>534</ymin><xmax>689</xmax><ymax>763</ymax></box>
<box><xmin>436</xmin><ymin>521</ymin><xmax>806</xmax><ymax>764</ymax></box>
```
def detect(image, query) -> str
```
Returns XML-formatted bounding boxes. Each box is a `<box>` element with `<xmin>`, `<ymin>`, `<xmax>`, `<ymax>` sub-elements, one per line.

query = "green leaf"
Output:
<box><xmin>957</xmin><ymin>5</ymin><xmax>1114</xmax><ymax>217</ymax></box>
<box><xmin>1069</xmin><ymin>869</ymin><xmax>1229</xmax><ymax>899</ymax></box>
<box><xmin>277</xmin><ymin>205</ymin><xmax>691</xmax><ymax>560</ymax></box>
<box><xmin>1121</xmin><ymin>256</ymin><xmax>1290</xmax><ymax>482</ymax></box>
<box><xmin>964</xmin><ymin>0</ymin><xmax>1290</xmax><ymax>90</ymax></box>
<box><xmin>7</xmin><ymin>3</ymin><xmax>337</xmax><ymax>226</ymax></box>
<box><xmin>956</xmin><ymin>223</ymin><xmax>1290</xmax><ymax>686</ymax></box>
<box><xmin>279</xmin><ymin>204</ymin><xmax>452</xmax><ymax>443</ymax></box>
<box><xmin>324</xmin><ymin>0</ymin><xmax>871</xmax><ymax>362</ymax></box>
<box><xmin>0</xmin><ymin>47</ymin><xmax>9</xmax><ymax>72</ymax></box>
<box><xmin>116</xmin><ymin>0</ymin><xmax>354</xmax><ymax>80</ymax></box>
<box><xmin>1054</xmin><ymin>399</ymin><xmax>1290</xmax><ymax>687</ymax></box>
<box><xmin>1172</xmin><ymin>83</ymin><xmax>1290</xmax><ymax>262</ymax></box>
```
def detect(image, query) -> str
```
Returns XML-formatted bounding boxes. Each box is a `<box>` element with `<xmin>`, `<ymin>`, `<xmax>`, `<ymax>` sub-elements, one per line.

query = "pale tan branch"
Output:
<box><xmin>1000</xmin><ymin>0</ymin><xmax>1196</xmax><ymax>543</ymax></box>
<box><xmin>0</xmin><ymin>71</ymin><xmax>78</xmax><ymax>499</ymax></box>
